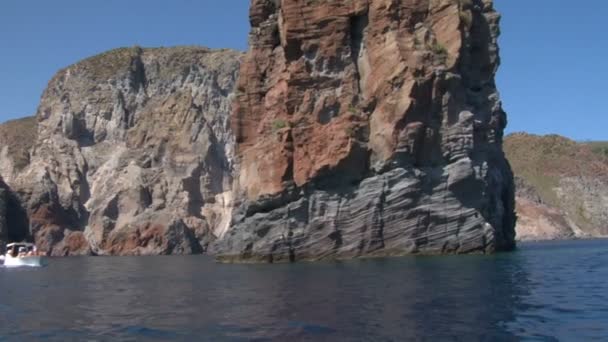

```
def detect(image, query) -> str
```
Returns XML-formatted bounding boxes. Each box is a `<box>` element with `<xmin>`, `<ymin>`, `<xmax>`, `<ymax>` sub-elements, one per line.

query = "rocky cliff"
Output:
<box><xmin>0</xmin><ymin>178</ymin><xmax>7</xmax><ymax>248</ymax></box>
<box><xmin>0</xmin><ymin>177</ymin><xmax>29</xmax><ymax>250</ymax></box>
<box><xmin>1</xmin><ymin>46</ymin><xmax>241</xmax><ymax>255</ymax></box>
<box><xmin>213</xmin><ymin>0</ymin><xmax>516</xmax><ymax>262</ymax></box>
<box><xmin>0</xmin><ymin>116</ymin><xmax>37</xmax><ymax>178</ymax></box>
<box><xmin>505</xmin><ymin>133</ymin><xmax>608</xmax><ymax>240</ymax></box>
<box><xmin>1</xmin><ymin>0</ymin><xmax>517</xmax><ymax>260</ymax></box>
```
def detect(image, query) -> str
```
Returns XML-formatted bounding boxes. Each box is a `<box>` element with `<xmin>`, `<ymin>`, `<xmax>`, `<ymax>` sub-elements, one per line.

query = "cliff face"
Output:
<box><xmin>214</xmin><ymin>0</ymin><xmax>515</xmax><ymax>262</ymax></box>
<box><xmin>505</xmin><ymin>133</ymin><xmax>608</xmax><ymax>240</ymax></box>
<box><xmin>0</xmin><ymin>178</ymin><xmax>7</xmax><ymax>247</ymax></box>
<box><xmin>1</xmin><ymin>0</ymin><xmax>516</xmax><ymax>260</ymax></box>
<box><xmin>513</xmin><ymin>177</ymin><xmax>577</xmax><ymax>241</ymax></box>
<box><xmin>0</xmin><ymin>116</ymin><xmax>37</xmax><ymax>178</ymax></box>
<box><xmin>0</xmin><ymin>177</ymin><xmax>29</xmax><ymax>249</ymax></box>
<box><xmin>3</xmin><ymin>46</ymin><xmax>241</xmax><ymax>256</ymax></box>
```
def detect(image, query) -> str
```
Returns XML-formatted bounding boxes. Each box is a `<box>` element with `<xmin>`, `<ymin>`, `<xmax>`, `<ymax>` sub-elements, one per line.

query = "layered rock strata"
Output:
<box><xmin>214</xmin><ymin>0</ymin><xmax>516</xmax><ymax>262</ymax></box>
<box><xmin>2</xmin><ymin>47</ymin><xmax>241</xmax><ymax>255</ymax></box>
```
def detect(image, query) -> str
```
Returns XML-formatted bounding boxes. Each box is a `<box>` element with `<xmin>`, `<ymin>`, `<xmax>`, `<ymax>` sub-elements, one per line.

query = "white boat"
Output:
<box><xmin>2</xmin><ymin>242</ymin><xmax>47</xmax><ymax>267</ymax></box>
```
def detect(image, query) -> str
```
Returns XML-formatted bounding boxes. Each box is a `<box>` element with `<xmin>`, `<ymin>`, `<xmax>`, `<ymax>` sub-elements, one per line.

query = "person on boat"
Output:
<box><xmin>18</xmin><ymin>247</ymin><xmax>27</xmax><ymax>257</ymax></box>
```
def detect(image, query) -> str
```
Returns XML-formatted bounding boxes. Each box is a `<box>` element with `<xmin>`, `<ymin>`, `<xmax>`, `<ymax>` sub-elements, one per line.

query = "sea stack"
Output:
<box><xmin>213</xmin><ymin>0</ymin><xmax>516</xmax><ymax>262</ymax></box>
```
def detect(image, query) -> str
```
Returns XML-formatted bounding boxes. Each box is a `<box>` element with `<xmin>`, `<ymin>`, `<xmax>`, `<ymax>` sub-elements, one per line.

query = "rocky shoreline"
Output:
<box><xmin>0</xmin><ymin>0</ymin><xmax>519</xmax><ymax>261</ymax></box>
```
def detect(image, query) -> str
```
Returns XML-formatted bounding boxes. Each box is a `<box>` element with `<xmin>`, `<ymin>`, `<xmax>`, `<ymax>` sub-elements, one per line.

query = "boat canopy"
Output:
<box><xmin>6</xmin><ymin>242</ymin><xmax>35</xmax><ymax>248</ymax></box>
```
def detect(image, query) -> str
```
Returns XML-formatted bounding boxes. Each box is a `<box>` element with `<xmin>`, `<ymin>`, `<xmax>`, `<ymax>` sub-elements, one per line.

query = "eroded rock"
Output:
<box><xmin>506</xmin><ymin>134</ymin><xmax>608</xmax><ymax>240</ymax></box>
<box><xmin>2</xmin><ymin>1</ymin><xmax>518</xmax><ymax>260</ymax></box>
<box><xmin>4</xmin><ymin>46</ymin><xmax>241</xmax><ymax>256</ymax></box>
<box><xmin>0</xmin><ymin>177</ymin><xmax>29</xmax><ymax>249</ymax></box>
<box><xmin>213</xmin><ymin>0</ymin><xmax>516</xmax><ymax>262</ymax></box>
<box><xmin>0</xmin><ymin>178</ymin><xmax>7</xmax><ymax>248</ymax></box>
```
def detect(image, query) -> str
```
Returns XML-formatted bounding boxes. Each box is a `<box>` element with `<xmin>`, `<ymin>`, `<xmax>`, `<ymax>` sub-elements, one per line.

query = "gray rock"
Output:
<box><xmin>214</xmin><ymin>154</ymin><xmax>514</xmax><ymax>263</ymax></box>
<box><xmin>212</xmin><ymin>0</ymin><xmax>516</xmax><ymax>262</ymax></box>
<box><xmin>5</xmin><ymin>46</ymin><xmax>241</xmax><ymax>256</ymax></box>
<box><xmin>2</xmin><ymin>1</ymin><xmax>519</xmax><ymax>261</ymax></box>
<box><xmin>0</xmin><ymin>179</ymin><xmax>7</xmax><ymax>249</ymax></box>
<box><xmin>0</xmin><ymin>177</ymin><xmax>30</xmax><ymax>250</ymax></box>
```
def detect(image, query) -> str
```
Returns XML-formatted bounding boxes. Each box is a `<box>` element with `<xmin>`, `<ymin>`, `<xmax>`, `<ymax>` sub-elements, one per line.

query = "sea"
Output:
<box><xmin>1</xmin><ymin>239</ymin><xmax>608</xmax><ymax>341</ymax></box>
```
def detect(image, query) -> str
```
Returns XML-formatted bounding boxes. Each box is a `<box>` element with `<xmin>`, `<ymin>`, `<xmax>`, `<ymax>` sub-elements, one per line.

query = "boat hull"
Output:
<box><xmin>2</xmin><ymin>255</ymin><xmax>47</xmax><ymax>267</ymax></box>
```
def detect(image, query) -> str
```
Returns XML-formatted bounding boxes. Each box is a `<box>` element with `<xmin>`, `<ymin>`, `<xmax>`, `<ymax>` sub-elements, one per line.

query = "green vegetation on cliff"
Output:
<box><xmin>57</xmin><ymin>45</ymin><xmax>230</xmax><ymax>82</ymax></box>
<box><xmin>505</xmin><ymin>133</ymin><xmax>608</xmax><ymax>233</ymax></box>
<box><xmin>586</xmin><ymin>141</ymin><xmax>608</xmax><ymax>159</ymax></box>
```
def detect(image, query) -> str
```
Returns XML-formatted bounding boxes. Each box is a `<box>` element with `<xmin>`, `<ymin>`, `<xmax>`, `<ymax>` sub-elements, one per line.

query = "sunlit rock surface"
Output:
<box><xmin>213</xmin><ymin>0</ymin><xmax>516</xmax><ymax>262</ymax></box>
<box><xmin>2</xmin><ymin>47</ymin><xmax>241</xmax><ymax>255</ymax></box>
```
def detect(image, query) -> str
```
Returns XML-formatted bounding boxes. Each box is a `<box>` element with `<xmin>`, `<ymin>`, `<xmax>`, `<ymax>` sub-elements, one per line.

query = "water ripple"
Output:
<box><xmin>1</xmin><ymin>240</ymin><xmax>608</xmax><ymax>340</ymax></box>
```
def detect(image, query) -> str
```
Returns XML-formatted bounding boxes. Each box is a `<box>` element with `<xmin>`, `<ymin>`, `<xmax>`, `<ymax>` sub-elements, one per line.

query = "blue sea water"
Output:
<box><xmin>1</xmin><ymin>239</ymin><xmax>608</xmax><ymax>341</ymax></box>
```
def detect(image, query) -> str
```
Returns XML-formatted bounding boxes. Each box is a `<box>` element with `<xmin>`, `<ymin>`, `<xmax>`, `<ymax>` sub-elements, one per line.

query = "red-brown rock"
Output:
<box><xmin>215</xmin><ymin>0</ymin><xmax>515</xmax><ymax>262</ymax></box>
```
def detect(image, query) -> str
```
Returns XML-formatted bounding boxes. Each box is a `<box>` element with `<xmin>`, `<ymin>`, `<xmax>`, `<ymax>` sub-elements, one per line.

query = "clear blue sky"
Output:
<box><xmin>0</xmin><ymin>1</ymin><xmax>605</xmax><ymax>140</ymax></box>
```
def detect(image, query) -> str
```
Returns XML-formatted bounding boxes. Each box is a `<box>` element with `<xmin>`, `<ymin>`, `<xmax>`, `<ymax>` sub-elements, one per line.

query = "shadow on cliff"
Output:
<box><xmin>0</xmin><ymin>180</ymin><xmax>31</xmax><ymax>243</ymax></box>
